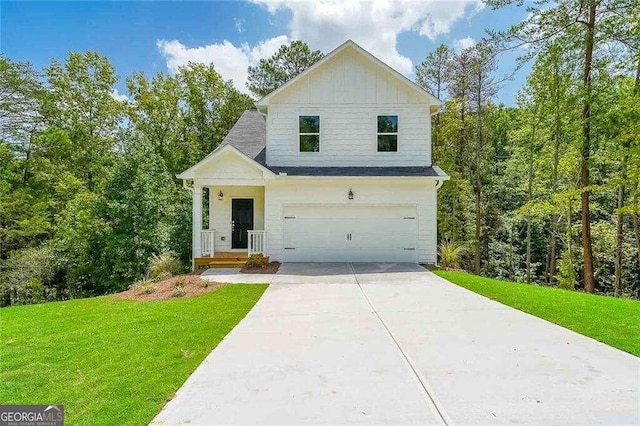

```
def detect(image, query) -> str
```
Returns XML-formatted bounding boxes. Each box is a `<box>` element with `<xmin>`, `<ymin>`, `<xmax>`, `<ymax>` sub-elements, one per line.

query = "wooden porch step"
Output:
<box><xmin>195</xmin><ymin>252</ymin><xmax>250</xmax><ymax>270</ymax></box>
<box><xmin>207</xmin><ymin>259</ymin><xmax>247</xmax><ymax>268</ymax></box>
<box><xmin>213</xmin><ymin>252</ymin><xmax>248</xmax><ymax>260</ymax></box>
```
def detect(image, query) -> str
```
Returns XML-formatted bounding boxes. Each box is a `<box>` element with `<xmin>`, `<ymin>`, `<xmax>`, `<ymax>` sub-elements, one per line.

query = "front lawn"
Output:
<box><xmin>433</xmin><ymin>270</ymin><xmax>640</xmax><ymax>357</ymax></box>
<box><xmin>0</xmin><ymin>284</ymin><xmax>268</xmax><ymax>425</ymax></box>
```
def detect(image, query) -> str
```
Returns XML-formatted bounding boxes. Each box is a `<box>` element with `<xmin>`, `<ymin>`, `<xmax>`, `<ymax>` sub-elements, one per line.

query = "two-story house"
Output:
<box><xmin>177</xmin><ymin>40</ymin><xmax>449</xmax><ymax>269</ymax></box>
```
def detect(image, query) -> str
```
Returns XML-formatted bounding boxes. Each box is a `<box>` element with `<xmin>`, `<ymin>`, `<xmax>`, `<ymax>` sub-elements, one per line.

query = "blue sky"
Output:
<box><xmin>1</xmin><ymin>1</ymin><xmax>531</xmax><ymax>105</ymax></box>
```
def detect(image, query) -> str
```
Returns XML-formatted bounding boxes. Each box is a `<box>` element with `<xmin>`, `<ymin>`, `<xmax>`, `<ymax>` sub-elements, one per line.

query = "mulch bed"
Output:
<box><xmin>241</xmin><ymin>261</ymin><xmax>281</xmax><ymax>274</ymax></box>
<box><xmin>114</xmin><ymin>275</ymin><xmax>222</xmax><ymax>301</ymax></box>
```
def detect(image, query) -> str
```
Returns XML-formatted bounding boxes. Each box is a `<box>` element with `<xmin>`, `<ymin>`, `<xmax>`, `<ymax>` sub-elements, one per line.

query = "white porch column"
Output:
<box><xmin>192</xmin><ymin>184</ymin><xmax>203</xmax><ymax>258</ymax></box>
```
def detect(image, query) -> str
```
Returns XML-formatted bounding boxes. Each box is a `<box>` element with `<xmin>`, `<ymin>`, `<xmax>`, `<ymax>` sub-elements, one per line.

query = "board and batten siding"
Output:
<box><xmin>264</xmin><ymin>179</ymin><xmax>437</xmax><ymax>263</ymax></box>
<box><xmin>265</xmin><ymin>49</ymin><xmax>433</xmax><ymax>167</ymax></box>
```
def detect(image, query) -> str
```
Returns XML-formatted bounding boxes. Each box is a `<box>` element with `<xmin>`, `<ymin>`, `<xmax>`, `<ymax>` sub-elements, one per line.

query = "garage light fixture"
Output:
<box><xmin>348</xmin><ymin>189</ymin><xmax>354</xmax><ymax>200</ymax></box>
<box><xmin>218</xmin><ymin>191</ymin><xmax>224</xmax><ymax>201</ymax></box>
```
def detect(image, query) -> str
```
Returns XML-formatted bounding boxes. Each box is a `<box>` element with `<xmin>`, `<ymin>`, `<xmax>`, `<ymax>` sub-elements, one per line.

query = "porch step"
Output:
<box><xmin>207</xmin><ymin>259</ymin><xmax>247</xmax><ymax>268</ymax></box>
<box><xmin>195</xmin><ymin>252</ymin><xmax>250</xmax><ymax>270</ymax></box>
<box><xmin>213</xmin><ymin>252</ymin><xmax>249</xmax><ymax>260</ymax></box>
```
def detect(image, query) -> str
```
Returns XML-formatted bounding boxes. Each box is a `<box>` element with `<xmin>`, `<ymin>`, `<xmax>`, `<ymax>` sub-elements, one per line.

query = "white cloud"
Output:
<box><xmin>454</xmin><ymin>37</ymin><xmax>476</xmax><ymax>52</ymax></box>
<box><xmin>156</xmin><ymin>0</ymin><xmax>482</xmax><ymax>91</ymax></box>
<box><xmin>234</xmin><ymin>17</ymin><xmax>245</xmax><ymax>33</ymax></box>
<box><xmin>111</xmin><ymin>88</ymin><xmax>129</xmax><ymax>102</ymax></box>
<box><xmin>250</xmin><ymin>0</ymin><xmax>483</xmax><ymax>75</ymax></box>
<box><xmin>156</xmin><ymin>35</ymin><xmax>289</xmax><ymax>93</ymax></box>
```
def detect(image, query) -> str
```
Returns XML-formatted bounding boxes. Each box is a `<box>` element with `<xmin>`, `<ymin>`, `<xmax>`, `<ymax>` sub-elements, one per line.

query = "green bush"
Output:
<box><xmin>438</xmin><ymin>240</ymin><xmax>465</xmax><ymax>269</ymax></box>
<box><xmin>557</xmin><ymin>250</ymin><xmax>577</xmax><ymax>290</ymax></box>
<box><xmin>0</xmin><ymin>245</ymin><xmax>62</xmax><ymax>306</ymax></box>
<box><xmin>147</xmin><ymin>252</ymin><xmax>182</xmax><ymax>281</ymax></box>
<box><xmin>245</xmin><ymin>254</ymin><xmax>268</xmax><ymax>268</ymax></box>
<box><xmin>131</xmin><ymin>278</ymin><xmax>156</xmax><ymax>294</ymax></box>
<box><xmin>172</xmin><ymin>284</ymin><xmax>186</xmax><ymax>298</ymax></box>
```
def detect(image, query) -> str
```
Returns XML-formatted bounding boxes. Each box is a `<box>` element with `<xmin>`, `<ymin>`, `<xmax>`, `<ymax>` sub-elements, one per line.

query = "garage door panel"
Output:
<box><xmin>282</xmin><ymin>205</ymin><xmax>417</xmax><ymax>263</ymax></box>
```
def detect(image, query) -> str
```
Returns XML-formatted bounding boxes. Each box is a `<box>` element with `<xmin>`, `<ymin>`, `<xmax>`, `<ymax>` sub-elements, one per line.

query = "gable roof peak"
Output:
<box><xmin>256</xmin><ymin>39</ymin><xmax>443</xmax><ymax>112</ymax></box>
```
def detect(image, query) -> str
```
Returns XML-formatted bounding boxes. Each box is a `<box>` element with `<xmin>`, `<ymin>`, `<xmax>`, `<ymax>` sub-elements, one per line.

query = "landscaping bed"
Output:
<box><xmin>115</xmin><ymin>274</ymin><xmax>222</xmax><ymax>301</ymax></box>
<box><xmin>241</xmin><ymin>261</ymin><xmax>281</xmax><ymax>274</ymax></box>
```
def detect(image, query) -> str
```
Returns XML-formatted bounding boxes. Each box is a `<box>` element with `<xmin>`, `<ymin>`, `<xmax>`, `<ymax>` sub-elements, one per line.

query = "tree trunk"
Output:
<box><xmin>547</xmin><ymin>61</ymin><xmax>562</xmax><ymax>284</ymax></box>
<box><xmin>614</xmin><ymin>156</ymin><xmax>627</xmax><ymax>296</ymax></box>
<box><xmin>526</xmin><ymin>219</ymin><xmax>532</xmax><ymax>283</ymax></box>
<box><xmin>549</xmin><ymin>216</ymin><xmax>558</xmax><ymax>283</ymax></box>
<box><xmin>475</xmin><ymin>189</ymin><xmax>481</xmax><ymax>275</ymax></box>
<box><xmin>635</xmin><ymin>188</ymin><xmax>640</xmax><ymax>265</ymax></box>
<box><xmin>580</xmin><ymin>1</ymin><xmax>597</xmax><ymax>293</ymax></box>
<box><xmin>526</xmin><ymin>106</ymin><xmax>536</xmax><ymax>284</ymax></box>
<box><xmin>474</xmin><ymin>78</ymin><xmax>483</xmax><ymax>276</ymax></box>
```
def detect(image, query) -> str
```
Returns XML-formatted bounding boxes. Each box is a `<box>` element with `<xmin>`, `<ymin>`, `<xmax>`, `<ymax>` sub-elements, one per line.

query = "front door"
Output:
<box><xmin>231</xmin><ymin>199</ymin><xmax>254</xmax><ymax>249</ymax></box>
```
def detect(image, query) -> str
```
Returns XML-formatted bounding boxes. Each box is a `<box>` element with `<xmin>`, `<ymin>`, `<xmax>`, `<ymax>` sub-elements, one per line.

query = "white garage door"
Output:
<box><xmin>282</xmin><ymin>205</ymin><xmax>417</xmax><ymax>262</ymax></box>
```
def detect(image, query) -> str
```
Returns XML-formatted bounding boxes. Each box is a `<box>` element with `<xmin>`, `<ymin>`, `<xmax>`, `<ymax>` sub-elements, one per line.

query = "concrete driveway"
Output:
<box><xmin>153</xmin><ymin>263</ymin><xmax>640</xmax><ymax>425</ymax></box>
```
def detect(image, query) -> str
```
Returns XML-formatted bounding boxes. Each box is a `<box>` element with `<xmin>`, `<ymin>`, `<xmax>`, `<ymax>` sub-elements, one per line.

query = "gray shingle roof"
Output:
<box><xmin>220</xmin><ymin>109</ymin><xmax>447</xmax><ymax>178</ymax></box>
<box><xmin>219</xmin><ymin>109</ymin><xmax>267</xmax><ymax>166</ymax></box>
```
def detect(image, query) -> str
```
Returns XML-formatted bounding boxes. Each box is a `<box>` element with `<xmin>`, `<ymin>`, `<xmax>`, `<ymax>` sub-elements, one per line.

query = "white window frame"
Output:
<box><xmin>376</xmin><ymin>114</ymin><xmax>399</xmax><ymax>153</ymax></box>
<box><xmin>297</xmin><ymin>114</ymin><xmax>321</xmax><ymax>153</ymax></box>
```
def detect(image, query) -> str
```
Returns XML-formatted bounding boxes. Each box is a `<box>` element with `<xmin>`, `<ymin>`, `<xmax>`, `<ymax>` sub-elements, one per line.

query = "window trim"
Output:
<box><xmin>297</xmin><ymin>114</ymin><xmax>321</xmax><ymax>153</ymax></box>
<box><xmin>376</xmin><ymin>114</ymin><xmax>399</xmax><ymax>153</ymax></box>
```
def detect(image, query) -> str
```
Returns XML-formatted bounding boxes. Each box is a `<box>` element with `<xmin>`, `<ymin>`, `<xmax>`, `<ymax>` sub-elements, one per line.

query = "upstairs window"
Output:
<box><xmin>377</xmin><ymin>115</ymin><xmax>398</xmax><ymax>152</ymax></box>
<box><xmin>299</xmin><ymin>115</ymin><xmax>320</xmax><ymax>152</ymax></box>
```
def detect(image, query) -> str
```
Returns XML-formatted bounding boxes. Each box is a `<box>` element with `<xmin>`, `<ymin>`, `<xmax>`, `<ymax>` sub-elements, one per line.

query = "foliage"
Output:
<box><xmin>419</xmin><ymin>7</ymin><xmax>640</xmax><ymax>296</ymax></box>
<box><xmin>557</xmin><ymin>250</ymin><xmax>577</xmax><ymax>290</ymax></box>
<box><xmin>437</xmin><ymin>240</ymin><xmax>465</xmax><ymax>269</ymax></box>
<box><xmin>434</xmin><ymin>270</ymin><xmax>640</xmax><ymax>357</ymax></box>
<box><xmin>0</xmin><ymin>245</ymin><xmax>61</xmax><ymax>306</ymax></box>
<box><xmin>171</xmin><ymin>283</ymin><xmax>186</xmax><ymax>298</ymax></box>
<box><xmin>245</xmin><ymin>253</ymin><xmax>269</xmax><ymax>268</ymax></box>
<box><xmin>247</xmin><ymin>40</ymin><xmax>324</xmax><ymax>98</ymax></box>
<box><xmin>0</xmin><ymin>285</ymin><xmax>268</xmax><ymax>424</ymax></box>
<box><xmin>147</xmin><ymin>252</ymin><xmax>182</xmax><ymax>281</ymax></box>
<box><xmin>0</xmin><ymin>51</ymin><xmax>248</xmax><ymax>306</ymax></box>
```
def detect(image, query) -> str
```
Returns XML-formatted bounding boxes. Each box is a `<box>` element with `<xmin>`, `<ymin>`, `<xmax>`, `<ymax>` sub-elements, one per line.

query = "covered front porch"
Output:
<box><xmin>192</xmin><ymin>184</ymin><xmax>266</xmax><ymax>270</ymax></box>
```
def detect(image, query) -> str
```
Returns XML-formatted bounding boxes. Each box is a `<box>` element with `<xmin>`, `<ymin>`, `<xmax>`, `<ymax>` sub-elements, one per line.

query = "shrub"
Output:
<box><xmin>0</xmin><ymin>245</ymin><xmax>62</xmax><ymax>306</ymax></box>
<box><xmin>172</xmin><ymin>284</ymin><xmax>186</xmax><ymax>298</ymax></box>
<box><xmin>246</xmin><ymin>254</ymin><xmax>268</xmax><ymax>268</ymax></box>
<box><xmin>132</xmin><ymin>278</ymin><xmax>156</xmax><ymax>294</ymax></box>
<box><xmin>557</xmin><ymin>250</ymin><xmax>577</xmax><ymax>290</ymax></box>
<box><xmin>200</xmin><ymin>280</ymin><xmax>210</xmax><ymax>288</ymax></box>
<box><xmin>147</xmin><ymin>252</ymin><xmax>182</xmax><ymax>281</ymax></box>
<box><xmin>438</xmin><ymin>240</ymin><xmax>465</xmax><ymax>269</ymax></box>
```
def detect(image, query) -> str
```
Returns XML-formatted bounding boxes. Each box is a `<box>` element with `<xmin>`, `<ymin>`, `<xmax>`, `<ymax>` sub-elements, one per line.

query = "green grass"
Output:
<box><xmin>433</xmin><ymin>270</ymin><xmax>640</xmax><ymax>357</ymax></box>
<box><xmin>0</xmin><ymin>284</ymin><xmax>268</xmax><ymax>425</ymax></box>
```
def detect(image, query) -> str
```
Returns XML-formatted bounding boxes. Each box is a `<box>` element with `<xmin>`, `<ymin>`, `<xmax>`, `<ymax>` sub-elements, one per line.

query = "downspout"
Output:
<box><xmin>435</xmin><ymin>179</ymin><xmax>443</xmax><ymax>190</ymax></box>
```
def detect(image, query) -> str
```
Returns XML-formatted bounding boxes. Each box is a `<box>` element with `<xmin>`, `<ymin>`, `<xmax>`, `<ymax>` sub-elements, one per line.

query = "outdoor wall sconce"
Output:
<box><xmin>218</xmin><ymin>191</ymin><xmax>224</xmax><ymax>201</ymax></box>
<box><xmin>348</xmin><ymin>189</ymin><xmax>354</xmax><ymax>200</ymax></box>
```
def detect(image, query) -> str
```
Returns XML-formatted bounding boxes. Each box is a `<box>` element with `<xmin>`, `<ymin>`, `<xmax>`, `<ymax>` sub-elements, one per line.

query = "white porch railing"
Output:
<box><xmin>248</xmin><ymin>230</ymin><xmax>266</xmax><ymax>256</ymax></box>
<box><xmin>201</xmin><ymin>229</ymin><xmax>215</xmax><ymax>257</ymax></box>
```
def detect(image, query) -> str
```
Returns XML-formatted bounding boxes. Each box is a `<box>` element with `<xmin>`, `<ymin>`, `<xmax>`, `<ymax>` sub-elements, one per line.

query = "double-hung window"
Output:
<box><xmin>299</xmin><ymin>115</ymin><xmax>320</xmax><ymax>152</ymax></box>
<box><xmin>377</xmin><ymin>115</ymin><xmax>398</xmax><ymax>152</ymax></box>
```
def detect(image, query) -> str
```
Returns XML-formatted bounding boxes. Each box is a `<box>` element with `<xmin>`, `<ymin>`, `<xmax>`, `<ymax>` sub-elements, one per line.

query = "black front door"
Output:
<box><xmin>232</xmin><ymin>199</ymin><xmax>254</xmax><ymax>249</ymax></box>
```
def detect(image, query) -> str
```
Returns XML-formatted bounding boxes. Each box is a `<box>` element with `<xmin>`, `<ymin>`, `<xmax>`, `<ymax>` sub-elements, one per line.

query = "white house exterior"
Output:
<box><xmin>177</xmin><ymin>40</ymin><xmax>448</xmax><ymax>267</ymax></box>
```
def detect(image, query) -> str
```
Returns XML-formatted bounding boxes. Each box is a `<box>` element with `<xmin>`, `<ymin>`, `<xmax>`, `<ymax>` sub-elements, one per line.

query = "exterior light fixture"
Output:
<box><xmin>348</xmin><ymin>189</ymin><xmax>354</xmax><ymax>200</ymax></box>
<box><xmin>218</xmin><ymin>191</ymin><xmax>224</xmax><ymax>201</ymax></box>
